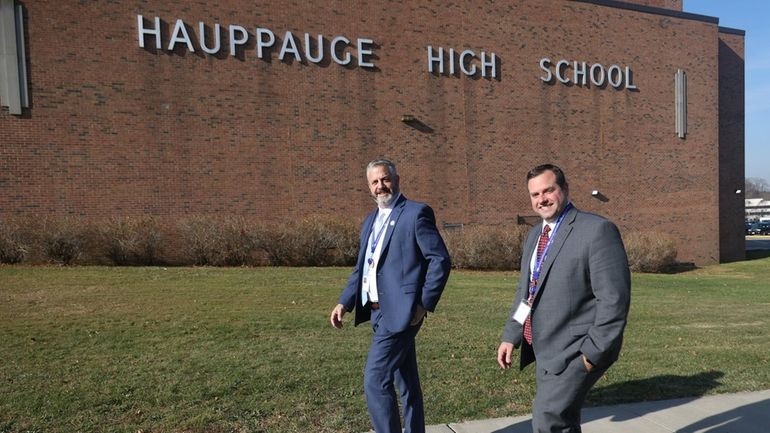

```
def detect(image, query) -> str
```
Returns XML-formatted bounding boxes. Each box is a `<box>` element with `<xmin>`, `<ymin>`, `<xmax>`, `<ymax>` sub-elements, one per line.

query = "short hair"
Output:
<box><xmin>527</xmin><ymin>164</ymin><xmax>568</xmax><ymax>189</ymax></box>
<box><xmin>366</xmin><ymin>158</ymin><xmax>398</xmax><ymax>178</ymax></box>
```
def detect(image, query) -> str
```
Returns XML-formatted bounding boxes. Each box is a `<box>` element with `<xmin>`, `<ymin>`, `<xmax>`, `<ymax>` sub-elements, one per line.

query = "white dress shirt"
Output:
<box><xmin>361</xmin><ymin>194</ymin><xmax>400</xmax><ymax>305</ymax></box>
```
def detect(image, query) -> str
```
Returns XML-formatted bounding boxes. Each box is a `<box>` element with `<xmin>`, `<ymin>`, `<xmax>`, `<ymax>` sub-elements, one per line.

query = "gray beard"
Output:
<box><xmin>375</xmin><ymin>194</ymin><xmax>392</xmax><ymax>207</ymax></box>
<box><xmin>375</xmin><ymin>192</ymin><xmax>397</xmax><ymax>207</ymax></box>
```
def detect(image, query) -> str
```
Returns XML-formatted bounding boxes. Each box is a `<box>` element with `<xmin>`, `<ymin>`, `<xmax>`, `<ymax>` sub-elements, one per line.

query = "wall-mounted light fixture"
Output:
<box><xmin>735</xmin><ymin>189</ymin><xmax>742</xmax><ymax>194</ymax></box>
<box><xmin>400</xmin><ymin>114</ymin><xmax>434</xmax><ymax>133</ymax></box>
<box><xmin>591</xmin><ymin>190</ymin><xmax>609</xmax><ymax>202</ymax></box>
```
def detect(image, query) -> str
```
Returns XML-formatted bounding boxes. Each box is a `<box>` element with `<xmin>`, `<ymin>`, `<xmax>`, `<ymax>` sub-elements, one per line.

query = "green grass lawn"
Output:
<box><xmin>1</xmin><ymin>259</ymin><xmax>769</xmax><ymax>433</ymax></box>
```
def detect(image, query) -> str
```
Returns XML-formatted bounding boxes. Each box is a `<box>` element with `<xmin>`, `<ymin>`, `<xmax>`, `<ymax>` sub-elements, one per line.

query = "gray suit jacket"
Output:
<box><xmin>502</xmin><ymin>205</ymin><xmax>631</xmax><ymax>374</ymax></box>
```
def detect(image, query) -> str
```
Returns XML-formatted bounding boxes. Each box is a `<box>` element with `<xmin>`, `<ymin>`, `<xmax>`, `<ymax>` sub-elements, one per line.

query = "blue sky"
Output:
<box><xmin>683</xmin><ymin>1</ymin><xmax>770</xmax><ymax>182</ymax></box>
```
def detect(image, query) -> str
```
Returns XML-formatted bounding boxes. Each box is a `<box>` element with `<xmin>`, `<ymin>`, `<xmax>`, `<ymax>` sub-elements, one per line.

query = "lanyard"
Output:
<box><xmin>529</xmin><ymin>202</ymin><xmax>572</xmax><ymax>298</ymax></box>
<box><xmin>368</xmin><ymin>211</ymin><xmax>391</xmax><ymax>266</ymax></box>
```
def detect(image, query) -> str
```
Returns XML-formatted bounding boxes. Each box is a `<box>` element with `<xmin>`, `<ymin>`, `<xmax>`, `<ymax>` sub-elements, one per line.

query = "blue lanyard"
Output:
<box><xmin>368</xmin><ymin>212</ymin><xmax>391</xmax><ymax>265</ymax></box>
<box><xmin>529</xmin><ymin>202</ymin><xmax>572</xmax><ymax>297</ymax></box>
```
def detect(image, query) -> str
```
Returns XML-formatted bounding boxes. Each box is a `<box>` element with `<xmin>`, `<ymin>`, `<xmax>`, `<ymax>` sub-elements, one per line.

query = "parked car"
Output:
<box><xmin>761</xmin><ymin>222</ymin><xmax>770</xmax><ymax>235</ymax></box>
<box><xmin>747</xmin><ymin>222</ymin><xmax>770</xmax><ymax>235</ymax></box>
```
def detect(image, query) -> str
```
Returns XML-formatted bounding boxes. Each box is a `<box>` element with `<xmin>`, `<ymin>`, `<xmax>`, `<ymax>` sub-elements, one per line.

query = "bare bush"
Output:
<box><xmin>96</xmin><ymin>216</ymin><xmax>163</xmax><ymax>265</ymax></box>
<box><xmin>0</xmin><ymin>218</ymin><xmax>31</xmax><ymax>264</ymax></box>
<box><xmin>256</xmin><ymin>223</ymin><xmax>296</xmax><ymax>266</ymax></box>
<box><xmin>297</xmin><ymin>216</ymin><xmax>359</xmax><ymax>266</ymax></box>
<box><xmin>39</xmin><ymin>217</ymin><xmax>88</xmax><ymax>265</ymax></box>
<box><xmin>624</xmin><ymin>231</ymin><xmax>678</xmax><ymax>273</ymax></box>
<box><xmin>444</xmin><ymin>225</ymin><xmax>529</xmax><ymax>270</ymax></box>
<box><xmin>177</xmin><ymin>215</ymin><xmax>256</xmax><ymax>266</ymax></box>
<box><xmin>0</xmin><ymin>214</ymin><xmax>368</xmax><ymax>268</ymax></box>
<box><xmin>259</xmin><ymin>216</ymin><xmax>359</xmax><ymax>266</ymax></box>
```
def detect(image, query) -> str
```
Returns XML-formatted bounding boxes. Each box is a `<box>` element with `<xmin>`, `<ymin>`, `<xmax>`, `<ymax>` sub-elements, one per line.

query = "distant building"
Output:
<box><xmin>746</xmin><ymin>199</ymin><xmax>770</xmax><ymax>222</ymax></box>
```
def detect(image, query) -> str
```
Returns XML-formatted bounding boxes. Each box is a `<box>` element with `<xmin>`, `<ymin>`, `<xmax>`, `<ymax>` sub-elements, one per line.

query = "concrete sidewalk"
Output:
<box><xmin>420</xmin><ymin>389</ymin><xmax>770</xmax><ymax>433</ymax></box>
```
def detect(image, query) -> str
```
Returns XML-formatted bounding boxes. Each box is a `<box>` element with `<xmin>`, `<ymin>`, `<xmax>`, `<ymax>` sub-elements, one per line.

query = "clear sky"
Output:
<box><xmin>683</xmin><ymin>0</ymin><xmax>769</xmax><ymax>183</ymax></box>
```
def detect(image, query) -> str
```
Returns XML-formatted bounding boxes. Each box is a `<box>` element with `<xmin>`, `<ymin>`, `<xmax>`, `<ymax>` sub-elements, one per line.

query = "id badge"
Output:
<box><xmin>512</xmin><ymin>301</ymin><xmax>531</xmax><ymax>325</ymax></box>
<box><xmin>365</xmin><ymin>266</ymin><xmax>377</xmax><ymax>289</ymax></box>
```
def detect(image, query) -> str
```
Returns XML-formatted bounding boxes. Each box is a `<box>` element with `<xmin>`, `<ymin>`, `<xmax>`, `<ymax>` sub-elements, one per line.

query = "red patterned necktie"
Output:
<box><xmin>524</xmin><ymin>224</ymin><xmax>551</xmax><ymax>345</ymax></box>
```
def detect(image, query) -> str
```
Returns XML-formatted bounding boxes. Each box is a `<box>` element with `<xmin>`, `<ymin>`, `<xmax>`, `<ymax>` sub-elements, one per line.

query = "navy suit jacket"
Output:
<box><xmin>338</xmin><ymin>194</ymin><xmax>451</xmax><ymax>333</ymax></box>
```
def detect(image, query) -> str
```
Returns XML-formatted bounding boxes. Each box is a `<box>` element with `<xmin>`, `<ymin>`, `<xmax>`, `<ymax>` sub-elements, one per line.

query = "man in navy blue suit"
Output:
<box><xmin>330</xmin><ymin>158</ymin><xmax>451</xmax><ymax>433</ymax></box>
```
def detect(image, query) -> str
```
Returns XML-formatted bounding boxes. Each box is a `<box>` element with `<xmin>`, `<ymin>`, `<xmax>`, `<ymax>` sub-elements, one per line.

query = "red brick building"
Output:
<box><xmin>0</xmin><ymin>0</ymin><xmax>745</xmax><ymax>265</ymax></box>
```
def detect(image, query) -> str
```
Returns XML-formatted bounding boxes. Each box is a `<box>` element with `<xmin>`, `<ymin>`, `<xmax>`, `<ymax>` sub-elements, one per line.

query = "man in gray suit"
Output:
<box><xmin>497</xmin><ymin>164</ymin><xmax>631</xmax><ymax>433</ymax></box>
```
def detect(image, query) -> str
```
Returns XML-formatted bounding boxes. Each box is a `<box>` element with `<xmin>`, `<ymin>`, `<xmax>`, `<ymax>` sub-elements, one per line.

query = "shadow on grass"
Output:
<box><xmin>632</xmin><ymin>262</ymin><xmax>699</xmax><ymax>276</ymax></box>
<box><xmin>653</xmin><ymin>248</ymin><xmax>770</xmax><ymax>272</ymax></box>
<box><xmin>746</xmin><ymin>249</ymin><xmax>770</xmax><ymax>260</ymax></box>
<box><xmin>489</xmin><ymin>371</ymin><xmax>724</xmax><ymax>433</ymax></box>
<box><xmin>660</xmin><ymin>261</ymin><xmax>699</xmax><ymax>274</ymax></box>
<box><xmin>587</xmin><ymin>370</ymin><xmax>724</xmax><ymax>406</ymax></box>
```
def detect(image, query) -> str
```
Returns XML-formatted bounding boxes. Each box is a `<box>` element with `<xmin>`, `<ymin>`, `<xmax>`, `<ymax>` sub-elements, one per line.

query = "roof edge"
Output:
<box><xmin>719</xmin><ymin>26</ymin><xmax>746</xmax><ymax>36</ymax></box>
<box><xmin>571</xmin><ymin>0</ymin><xmax>719</xmax><ymax>24</ymax></box>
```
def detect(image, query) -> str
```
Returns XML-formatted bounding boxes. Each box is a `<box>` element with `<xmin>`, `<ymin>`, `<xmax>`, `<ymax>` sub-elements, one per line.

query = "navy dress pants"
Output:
<box><xmin>364</xmin><ymin>308</ymin><xmax>424</xmax><ymax>433</ymax></box>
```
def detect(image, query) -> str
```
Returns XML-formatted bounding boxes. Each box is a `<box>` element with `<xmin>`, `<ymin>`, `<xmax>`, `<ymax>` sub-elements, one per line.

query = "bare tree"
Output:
<box><xmin>745</xmin><ymin>177</ymin><xmax>770</xmax><ymax>198</ymax></box>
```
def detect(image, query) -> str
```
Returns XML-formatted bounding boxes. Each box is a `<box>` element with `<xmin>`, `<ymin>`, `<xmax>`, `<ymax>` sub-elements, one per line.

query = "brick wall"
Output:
<box><xmin>718</xmin><ymin>30</ymin><xmax>746</xmax><ymax>262</ymax></box>
<box><xmin>0</xmin><ymin>0</ymin><xmax>744</xmax><ymax>265</ymax></box>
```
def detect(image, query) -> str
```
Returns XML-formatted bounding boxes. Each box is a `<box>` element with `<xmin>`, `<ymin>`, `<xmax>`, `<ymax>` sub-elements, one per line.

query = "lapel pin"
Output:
<box><xmin>390</xmin><ymin>221</ymin><xmax>395</xmax><ymax>226</ymax></box>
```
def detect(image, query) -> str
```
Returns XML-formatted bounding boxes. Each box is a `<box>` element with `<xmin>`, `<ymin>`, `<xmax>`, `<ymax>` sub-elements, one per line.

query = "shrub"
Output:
<box><xmin>444</xmin><ymin>225</ymin><xmax>529</xmax><ymax>270</ymax></box>
<box><xmin>0</xmin><ymin>218</ymin><xmax>31</xmax><ymax>264</ymax></box>
<box><xmin>254</xmin><ymin>223</ymin><xmax>294</xmax><ymax>266</ymax></box>
<box><xmin>624</xmin><ymin>231</ymin><xmax>678</xmax><ymax>273</ymax></box>
<box><xmin>259</xmin><ymin>216</ymin><xmax>358</xmax><ymax>266</ymax></box>
<box><xmin>0</xmin><ymin>214</ymin><xmax>369</xmax><ymax>267</ymax></box>
<box><xmin>297</xmin><ymin>216</ymin><xmax>359</xmax><ymax>266</ymax></box>
<box><xmin>177</xmin><ymin>215</ymin><xmax>256</xmax><ymax>266</ymax></box>
<box><xmin>39</xmin><ymin>217</ymin><xmax>88</xmax><ymax>265</ymax></box>
<box><xmin>96</xmin><ymin>216</ymin><xmax>163</xmax><ymax>265</ymax></box>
